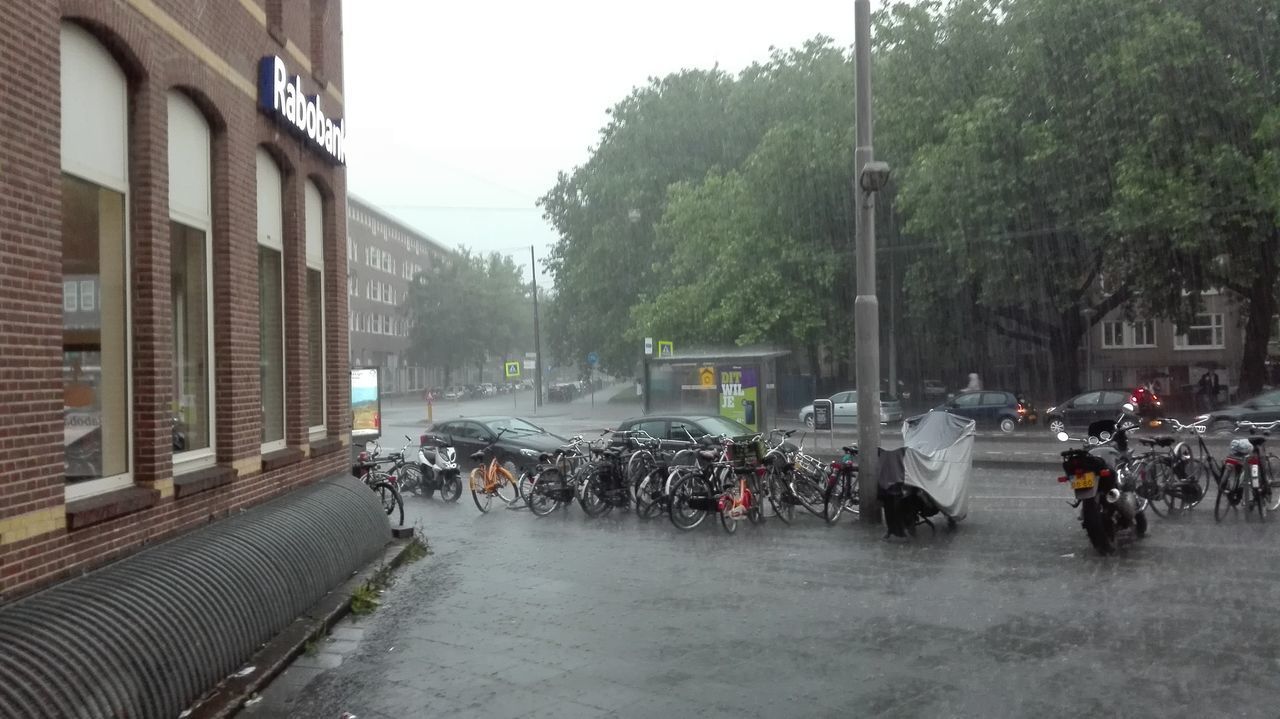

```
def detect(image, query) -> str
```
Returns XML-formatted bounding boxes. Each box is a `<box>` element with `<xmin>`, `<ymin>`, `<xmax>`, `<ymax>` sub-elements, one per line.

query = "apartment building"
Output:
<box><xmin>347</xmin><ymin>195</ymin><xmax>452</xmax><ymax>394</ymax></box>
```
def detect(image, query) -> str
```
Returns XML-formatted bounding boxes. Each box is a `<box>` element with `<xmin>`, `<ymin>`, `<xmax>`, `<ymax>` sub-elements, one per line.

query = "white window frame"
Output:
<box><xmin>305</xmin><ymin>180</ymin><xmax>326</xmax><ymax>441</ymax></box>
<box><xmin>168</xmin><ymin>92</ymin><xmax>216</xmax><ymax>474</ymax></box>
<box><xmin>1175</xmin><ymin>313</ymin><xmax>1226</xmax><ymax>350</ymax></box>
<box><xmin>1101</xmin><ymin>319</ymin><xmax>1156</xmax><ymax>349</ymax></box>
<box><xmin>256</xmin><ymin>150</ymin><xmax>287</xmax><ymax>454</ymax></box>
<box><xmin>62</xmin><ymin>24</ymin><xmax>133</xmax><ymax>501</ymax></box>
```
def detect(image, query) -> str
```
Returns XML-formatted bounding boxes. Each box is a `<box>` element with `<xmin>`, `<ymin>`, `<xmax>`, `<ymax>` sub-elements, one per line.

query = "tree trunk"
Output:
<box><xmin>1239</xmin><ymin>273</ymin><xmax>1276</xmax><ymax>397</ymax></box>
<box><xmin>443</xmin><ymin>365</ymin><xmax>452</xmax><ymax>387</ymax></box>
<box><xmin>1049</xmin><ymin>310</ymin><xmax>1085</xmax><ymax>399</ymax></box>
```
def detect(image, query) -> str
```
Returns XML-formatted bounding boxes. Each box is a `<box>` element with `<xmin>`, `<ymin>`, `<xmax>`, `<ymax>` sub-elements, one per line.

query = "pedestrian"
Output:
<box><xmin>1211</xmin><ymin>370</ymin><xmax>1222</xmax><ymax>407</ymax></box>
<box><xmin>1197</xmin><ymin>371</ymin><xmax>1213</xmax><ymax>411</ymax></box>
<box><xmin>965</xmin><ymin>373</ymin><xmax>982</xmax><ymax>392</ymax></box>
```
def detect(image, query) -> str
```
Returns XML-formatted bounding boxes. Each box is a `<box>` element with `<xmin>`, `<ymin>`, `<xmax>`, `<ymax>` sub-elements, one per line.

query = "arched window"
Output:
<box><xmin>61</xmin><ymin>23</ymin><xmax>130</xmax><ymax>498</ymax></box>
<box><xmin>168</xmin><ymin>92</ymin><xmax>214</xmax><ymax>468</ymax></box>
<box><xmin>257</xmin><ymin>149</ymin><xmax>286</xmax><ymax>451</ymax></box>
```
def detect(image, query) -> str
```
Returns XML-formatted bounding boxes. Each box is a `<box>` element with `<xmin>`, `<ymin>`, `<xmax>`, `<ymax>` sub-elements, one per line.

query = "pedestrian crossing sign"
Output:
<box><xmin>504</xmin><ymin>361</ymin><xmax>521</xmax><ymax>379</ymax></box>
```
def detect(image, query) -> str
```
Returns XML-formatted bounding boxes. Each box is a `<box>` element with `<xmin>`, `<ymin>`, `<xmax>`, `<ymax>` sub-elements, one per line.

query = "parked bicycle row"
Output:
<box><xmin>352</xmin><ymin>427</ymin><xmax>867</xmax><ymax>534</ymax></box>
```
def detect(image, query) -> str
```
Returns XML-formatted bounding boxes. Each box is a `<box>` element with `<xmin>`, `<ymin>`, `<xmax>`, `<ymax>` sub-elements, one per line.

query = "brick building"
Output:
<box><xmin>0</xmin><ymin>1</ymin><xmax>350</xmax><ymax>601</ymax></box>
<box><xmin>346</xmin><ymin>195</ymin><xmax>453</xmax><ymax>395</ymax></box>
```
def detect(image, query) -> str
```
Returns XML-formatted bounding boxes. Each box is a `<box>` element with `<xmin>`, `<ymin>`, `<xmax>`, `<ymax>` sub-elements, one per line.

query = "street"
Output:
<box><xmin>249</xmin><ymin>460</ymin><xmax>1280</xmax><ymax>719</ymax></box>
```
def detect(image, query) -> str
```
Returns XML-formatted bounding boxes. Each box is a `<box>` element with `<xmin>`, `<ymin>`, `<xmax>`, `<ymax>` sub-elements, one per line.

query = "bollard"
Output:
<box><xmin>427</xmin><ymin>396</ymin><xmax>434</xmax><ymax>423</ymax></box>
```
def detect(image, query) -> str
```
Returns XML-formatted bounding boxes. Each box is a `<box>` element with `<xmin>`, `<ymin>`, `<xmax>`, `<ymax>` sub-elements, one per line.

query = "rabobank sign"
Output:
<box><xmin>258</xmin><ymin>55</ymin><xmax>346</xmax><ymax>165</ymax></box>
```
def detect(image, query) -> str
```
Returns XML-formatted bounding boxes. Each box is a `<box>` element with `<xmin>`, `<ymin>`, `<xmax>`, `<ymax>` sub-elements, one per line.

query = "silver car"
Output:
<box><xmin>800</xmin><ymin>390</ymin><xmax>903</xmax><ymax>428</ymax></box>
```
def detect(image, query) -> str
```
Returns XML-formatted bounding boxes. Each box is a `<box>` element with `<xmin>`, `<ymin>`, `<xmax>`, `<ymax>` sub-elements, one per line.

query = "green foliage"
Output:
<box><xmin>349</xmin><ymin>582</ymin><xmax>380</xmax><ymax>616</ymax></box>
<box><xmin>406</xmin><ymin>249</ymin><xmax>531</xmax><ymax>383</ymax></box>
<box><xmin>541</xmin><ymin>0</ymin><xmax>1280</xmax><ymax>393</ymax></box>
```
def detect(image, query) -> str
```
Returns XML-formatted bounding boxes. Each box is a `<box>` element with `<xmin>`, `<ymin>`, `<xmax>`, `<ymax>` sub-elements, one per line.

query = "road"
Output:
<box><xmin>372</xmin><ymin>389</ymin><xmax>1232</xmax><ymax>468</ymax></box>
<box><xmin>248</xmin><ymin>464</ymin><xmax>1280</xmax><ymax>719</ymax></box>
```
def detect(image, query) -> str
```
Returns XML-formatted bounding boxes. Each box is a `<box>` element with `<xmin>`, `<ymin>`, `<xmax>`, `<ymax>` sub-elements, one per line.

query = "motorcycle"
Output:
<box><xmin>413</xmin><ymin>432</ymin><xmax>463</xmax><ymax>502</ymax></box>
<box><xmin>1055</xmin><ymin>405</ymin><xmax>1147</xmax><ymax>555</ymax></box>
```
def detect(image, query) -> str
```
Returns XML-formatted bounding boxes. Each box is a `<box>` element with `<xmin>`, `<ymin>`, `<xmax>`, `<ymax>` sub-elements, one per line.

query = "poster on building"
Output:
<box><xmin>719</xmin><ymin>366</ymin><xmax>759</xmax><ymax>431</ymax></box>
<box><xmin>351</xmin><ymin>367</ymin><xmax>381</xmax><ymax>439</ymax></box>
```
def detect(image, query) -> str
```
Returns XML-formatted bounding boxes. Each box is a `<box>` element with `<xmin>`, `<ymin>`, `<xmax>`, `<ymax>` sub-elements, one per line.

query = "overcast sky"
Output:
<box><xmin>341</xmin><ymin>0</ymin><xmax>870</xmax><ymax>284</ymax></box>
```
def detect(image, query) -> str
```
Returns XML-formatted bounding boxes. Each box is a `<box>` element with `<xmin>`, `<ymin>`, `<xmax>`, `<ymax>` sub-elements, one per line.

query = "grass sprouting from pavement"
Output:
<box><xmin>349</xmin><ymin>582</ymin><xmax>380</xmax><ymax>616</ymax></box>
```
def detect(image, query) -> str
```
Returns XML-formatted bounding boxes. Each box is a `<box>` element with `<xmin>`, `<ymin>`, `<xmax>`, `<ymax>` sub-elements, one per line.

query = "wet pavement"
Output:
<box><xmin>245</xmin><ymin>466</ymin><xmax>1280</xmax><ymax>718</ymax></box>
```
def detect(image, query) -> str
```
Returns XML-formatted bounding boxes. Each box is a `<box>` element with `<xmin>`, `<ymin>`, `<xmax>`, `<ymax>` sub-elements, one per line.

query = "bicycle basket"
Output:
<box><xmin>727</xmin><ymin>435</ymin><xmax>766</xmax><ymax>471</ymax></box>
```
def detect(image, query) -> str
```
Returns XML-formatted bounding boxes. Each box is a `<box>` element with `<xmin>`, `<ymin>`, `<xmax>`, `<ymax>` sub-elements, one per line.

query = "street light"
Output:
<box><xmin>854</xmin><ymin>0</ymin><xmax>889</xmax><ymax>525</ymax></box>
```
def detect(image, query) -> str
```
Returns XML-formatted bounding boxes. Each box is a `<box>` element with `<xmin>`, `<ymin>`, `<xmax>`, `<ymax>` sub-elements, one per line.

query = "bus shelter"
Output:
<box><xmin>642</xmin><ymin>348</ymin><xmax>789</xmax><ymax>433</ymax></box>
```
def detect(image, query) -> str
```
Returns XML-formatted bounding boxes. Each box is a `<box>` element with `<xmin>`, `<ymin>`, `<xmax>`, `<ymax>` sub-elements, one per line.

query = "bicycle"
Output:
<box><xmin>525</xmin><ymin>436</ymin><xmax>591</xmax><ymax>517</ymax></box>
<box><xmin>1214</xmin><ymin>420</ymin><xmax>1280</xmax><ymax>522</ymax></box>
<box><xmin>668</xmin><ymin>438</ymin><xmax>734</xmax><ymax>531</ymax></box>
<box><xmin>822</xmin><ymin>445</ymin><xmax>860</xmax><ymax>524</ymax></box>
<box><xmin>351</xmin><ymin>440</ymin><xmax>405</xmax><ymax>526</ymax></box>
<box><xmin>633</xmin><ymin>433</ymin><xmax>715</xmax><ymax>521</ymax></box>
<box><xmin>716</xmin><ymin>434</ymin><xmax>767</xmax><ymax>534</ymax></box>
<box><xmin>577</xmin><ymin>429</ymin><xmax>649</xmax><ymax>518</ymax></box>
<box><xmin>468</xmin><ymin>429</ymin><xmax>520</xmax><ymax>513</ymax></box>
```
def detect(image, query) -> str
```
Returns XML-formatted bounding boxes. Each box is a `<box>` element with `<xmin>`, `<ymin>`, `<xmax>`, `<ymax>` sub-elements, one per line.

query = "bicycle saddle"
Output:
<box><xmin>1138</xmin><ymin>437</ymin><xmax>1175</xmax><ymax>447</ymax></box>
<box><xmin>696</xmin><ymin>449</ymin><xmax>717</xmax><ymax>461</ymax></box>
<box><xmin>469</xmin><ymin>450</ymin><xmax>485</xmax><ymax>461</ymax></box>
<box><xmin>1249</xmin><ymin>436</ymin><xmax>1268</xmax><ymax>447</ymax></box>
<box><xmin>841</xmin><ymin>445</ymin><xmax>859</xmax><ymax>455</ymax></box>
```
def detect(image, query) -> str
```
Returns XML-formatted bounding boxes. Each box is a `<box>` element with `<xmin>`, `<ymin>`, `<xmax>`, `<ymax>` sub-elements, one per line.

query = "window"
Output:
<box><xmin>305</xmin><ymin>181</ymin><xmax>326</xmax><ymax>434</ymax></box>
<box><xmin>953</xmin><ymin>393</ymin><xmax>981</xmax><ymax>407</ymax></box>
<box><xmin>168</xmin><ymin>92</ymin><xmax>214</xmax><ymax>467</ymax></box>
<box><xmin>1175</xmin><ymin>313</ymin><xmax>1225</xmax><ymax>349</ymax></box>
<box><xmin>257</xmin><ymin>150</ymin><xmax>286</xmax><ymax>450</ymax></box>
<box><xmin>1132</xmin><ymin>320</ymin><xmax>1156</xmax><ymax>347</ymax></box>
<box><xmin>981</xmin><ymin>393</ymin><xmax>1008</xmax><ymax>407</ymax></box>
<box><xmin>1102</xmin><ymin>320</ymin><xmax>1156</xmax><ymax>349</ymax></box>
<box><xmin>1102</xmin><ymin>321</ymin><xmax>1124</xmax><ymax>348</ymax></box>
<box><xmin>61</xmin><ymin>24</ymin><xmax>131</xmax><ymax>497</ymax></box>
<box><xmin>1072</xmin><ymin>392</ymin><xmax>1102</xmax><ymax>407</ymax></box>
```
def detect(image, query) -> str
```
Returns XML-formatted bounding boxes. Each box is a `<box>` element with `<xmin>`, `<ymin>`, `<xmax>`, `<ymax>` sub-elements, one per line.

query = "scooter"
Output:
<box><xmin>414</xmin><ymin>433</ymin><xmax>463</xmax><ymax>502</ymax></box>
<box><xmin>1055</xmin><ymin>405</ymin><xmax>1148</xmax><ymax>555</ymax></box>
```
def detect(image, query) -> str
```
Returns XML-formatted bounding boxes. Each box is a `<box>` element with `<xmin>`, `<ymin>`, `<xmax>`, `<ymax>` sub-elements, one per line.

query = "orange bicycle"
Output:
<box><xmin>468</xmin><ymin>430</ymin><xmax>519</xmax><ymax>513</ymax></box>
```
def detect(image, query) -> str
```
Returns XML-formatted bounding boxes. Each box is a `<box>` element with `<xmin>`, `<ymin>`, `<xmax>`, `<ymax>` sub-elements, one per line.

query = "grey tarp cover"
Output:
<box><xmin>900</xmin><ymin>410</ymin><xmax>976</xmax><ymax>520</ymax></box>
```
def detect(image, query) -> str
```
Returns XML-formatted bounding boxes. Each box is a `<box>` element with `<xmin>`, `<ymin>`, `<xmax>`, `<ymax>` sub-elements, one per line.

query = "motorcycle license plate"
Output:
<box><xmin>1071</xmin><ymin>472</ymin><xmax>1096</xmax><ymax>491</ymax></box>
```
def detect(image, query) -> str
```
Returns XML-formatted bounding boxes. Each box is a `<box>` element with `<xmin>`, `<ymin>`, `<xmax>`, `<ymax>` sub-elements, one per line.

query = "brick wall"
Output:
<box><xmin>0</xmin><ymin>0</ymin><xmax>351</xmax><ymax>603</ymax></box>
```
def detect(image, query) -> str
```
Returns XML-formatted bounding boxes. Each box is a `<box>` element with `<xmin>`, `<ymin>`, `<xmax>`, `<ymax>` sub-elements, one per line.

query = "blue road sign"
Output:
<box><xmin>587</xmin><ymin>351</ymin><xmax>599</xmax><ymax>366</ymax></box>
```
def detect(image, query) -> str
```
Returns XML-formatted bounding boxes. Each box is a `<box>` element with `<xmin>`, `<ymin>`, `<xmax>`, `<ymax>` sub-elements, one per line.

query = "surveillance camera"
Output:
<box><xmin>859</xmin><ymin>161</ymin><xmax>892</xmax><ymax>192</ymax></box>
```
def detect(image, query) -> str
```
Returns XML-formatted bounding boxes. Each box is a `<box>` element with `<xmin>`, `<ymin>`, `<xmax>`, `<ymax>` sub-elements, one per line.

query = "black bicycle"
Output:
<box><xmin>351</xmin><ymin>440</ymin><xmax>405</xmax><ymax>526</ymax></box>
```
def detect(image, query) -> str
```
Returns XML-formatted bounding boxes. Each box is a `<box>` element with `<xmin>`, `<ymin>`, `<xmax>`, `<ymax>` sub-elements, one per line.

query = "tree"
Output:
<box><xmin>406</xmin><ymin>249</ymin><xmax>531</xmax><ymax>385</ymax></box>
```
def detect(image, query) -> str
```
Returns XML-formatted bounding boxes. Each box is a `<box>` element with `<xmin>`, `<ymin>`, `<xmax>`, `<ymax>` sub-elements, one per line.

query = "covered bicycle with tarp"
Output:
<box><xmin>877</xmin><ymin>410</ymin><xmax>976</xmax><ymax>537</ymax></box>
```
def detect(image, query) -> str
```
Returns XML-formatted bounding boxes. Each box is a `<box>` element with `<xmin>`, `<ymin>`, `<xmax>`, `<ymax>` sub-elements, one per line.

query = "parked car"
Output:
<box><xmin>1197</xmin><ymin>389</ymin><xmax>1280</xmax><ymax>434</ymax></box>
<box><xmin>799</xmin><ymin>391</ymin><xmax>903</xmax><ymax>428</ymax></box>
<box><xmin>443</xmin><ymin>386</ymin><xmax>465</xmax><ymax>401</ymax></box>
<box><xmin>614</xmin><ymin>415</ymin><xmax>755</xmax><ymax>449</ymax></box>
<box><xmin>1043</xmin><ymin>389</ymin><xmax>1135</xmax><ymax>435</ymax></box>
<box><xmin>932</xmin><ymin>390</ymin><xmax>1029</xmax><ymax>433</ymax></box>
<box><xmin>423</xmin><ymin>416</ymin><xmax>567</xmax><ymax>472</ymax></box>
<box><xmin>548</xmin><ymin>382</ymin><xmax>578</xmax><ymax>402</ymax></box>
<box><xmin>922</xmin><ymin>379</ymin><xmax>948</xmax><ymax>401</ymax></box>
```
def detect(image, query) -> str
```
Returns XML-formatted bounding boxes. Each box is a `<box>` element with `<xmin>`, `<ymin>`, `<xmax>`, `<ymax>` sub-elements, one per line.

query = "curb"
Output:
<box><xmin>184</xmin><ymin>534</ymin><xmax>420</xmax><ymax>719</ymax></box>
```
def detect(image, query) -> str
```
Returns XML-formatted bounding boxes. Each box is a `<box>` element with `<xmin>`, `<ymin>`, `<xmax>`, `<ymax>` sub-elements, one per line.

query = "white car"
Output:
<box><xmin>799</xmin><ymin>390</ymin><xmax>904</xmax><ymax>428</ymax></box>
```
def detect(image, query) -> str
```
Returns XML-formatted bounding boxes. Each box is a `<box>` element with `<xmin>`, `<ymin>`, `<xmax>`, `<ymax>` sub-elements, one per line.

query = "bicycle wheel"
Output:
<box><xmin>370</xmin><ymin>481</ymin><xmax>404</xmax><ymax>526</ymax></box>
<box><xmin>1133</xmin><ymin>460</ymin><xmax>1166</xmax><ymax>518</ymax></box>
<box><xmin>745</xmin><ymin>474</ymin><xmax>765</xmax><ymax>525</ymax></box>
<box><xmin>669</xmin><ymin>471</ymin><xmax>712</xmax><ymax>531</ymax></box>
<box><xmin>1177</xmin><ymin>458</ymin><xmax>1209</xmax><ymax>509</ymax></box>
<box><xmin>823</xmin><ymin>478</ymin><xmax>847</xmax><ymax>525</ymax></box>
<box><xmin>577</xmin><ymin>468</ymin><xmax>612</xmax><ymax>518</ymax></box>
<box><xmin>496</xmin><ymin>462</ymin><xmax>521</xmax><ymax>507</ymax></box>
<box><xmin>720</xmin><ymin>493</ymin><xmax>739</xmax><ymax>534</ymax></box>
<box><xmin>1152</xmin><ymin>459</ymin><xmax>1184</xmax><ymax>516</ymax></box>
<box><xmin>526</xmin><ymin>470</ymin><xmax>561</xmax><ymax>517</ymax></box>
<box><xmin>1267</xmin><ymin>454</ymin><xmax>1280</xmax><ymax>512</ymax></box>
<box><xmin>791</xmin><ymin>470</ymin><xmax>827</xmax><ymax>518</ymax></box>
<box><xmin>767</xmin><ymin>470</ymin><xmax>794</xmax><ymax>524</ymax></box>
<box><xmin>626</xmin><ymin>451</ymin><xmax>655</xmax><ymax>494</ymax></box>
<box><xmin>470</xmin><ymin>467</ymin><xmax>493</xmax><ymax>513</ymax></box>
<box><xmin>635</xmin><ymin>469</ymin><xmax>665</xmax><ymax>520</ymax></box>
<box><xmin>1214</xmin><ymin>470</ymin><xmax>1237</xmax><ymax>522</ymax></box>
<box><xmin>400</xmin><ymin>464</ymin><xmax>424</xmax><ymax>496</ymax></box>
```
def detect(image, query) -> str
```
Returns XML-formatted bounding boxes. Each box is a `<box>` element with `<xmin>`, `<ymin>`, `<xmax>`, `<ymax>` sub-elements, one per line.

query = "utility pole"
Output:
<box><xmin>854</xmin><ymin>0</ymin><xmax>889</xmax><ymax>525</ymax></box>
<box><xmin>531</xmin><ymin>245</ymin><xmax>543</xmax><ymax>409</ymax></box>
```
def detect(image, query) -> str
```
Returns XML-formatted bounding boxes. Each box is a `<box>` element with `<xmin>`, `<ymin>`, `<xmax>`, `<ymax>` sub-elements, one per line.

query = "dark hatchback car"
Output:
<box><xmin>614</xmin><ymin>415</ymin><xmax>755</xmax><ymax>449</ymax></box>
<box><xmin>1043</xmin><ymin>390</ymin><xmax>1135</xmax><ymax>435</ymax></box>
<box><xmin>422</xmin><ymin>415</ymin><xmax>567</xmax><ymax>471</ymax></box>
<box><xmin>1199</xmin><ymin>389</ymin><xmax>1280</xmax><ymax>433</ymax></box>
<box><xmin>933</xmin><ymin>390</ymin><xmax>1030</xmax><ymax>433</ymax></box>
